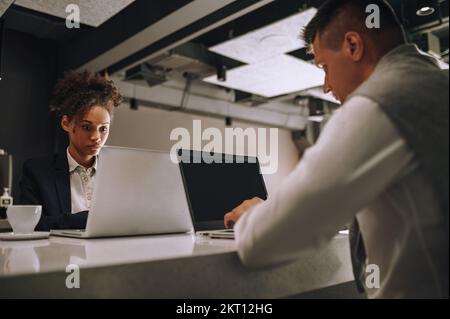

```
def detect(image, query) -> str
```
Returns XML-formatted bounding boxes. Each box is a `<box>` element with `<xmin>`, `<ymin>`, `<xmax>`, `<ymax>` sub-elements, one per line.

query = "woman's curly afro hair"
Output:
<box><xmin>49</xmin><ymin>70</ymin><xmax>123</xmax><ymax>120</ymax></box>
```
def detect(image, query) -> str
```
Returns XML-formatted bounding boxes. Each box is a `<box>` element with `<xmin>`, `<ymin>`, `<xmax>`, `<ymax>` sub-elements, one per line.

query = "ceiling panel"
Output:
<box><xmin>208</xmin><ymin>7</ymin><xmax>317</xmax><ymax>64</ymax></box>
<box><xmin>203</xmin><ymin>54</ymin><xmax>324</xmax><ymax>98</ymax></box>
<box><xmin>0</xmin><ymin>0</ymin><xmax>14</xmax><ymax>17</ymax></box>
<box><xmin>14</xmin><ymin>0</ymin><xmax>135</xmax><ymax>27</ymax></box>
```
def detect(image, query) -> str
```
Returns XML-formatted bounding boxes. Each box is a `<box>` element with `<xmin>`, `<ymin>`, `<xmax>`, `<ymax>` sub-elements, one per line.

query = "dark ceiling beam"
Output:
<box><xmin>66</xmin><ymin>0</ymin><xmax>273</xmax><ymax>75</ymax></box>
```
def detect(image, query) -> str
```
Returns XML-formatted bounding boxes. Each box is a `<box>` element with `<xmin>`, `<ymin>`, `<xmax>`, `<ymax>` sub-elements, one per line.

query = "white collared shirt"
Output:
<box><xmin>67</xmin><ymin>148</ymin><xmax>97</xmax><ymax>214</ymax></box>
<box><xmin>234</xmin><ymin>96</ymin><xmax>446</xmax><ymax>298</ymax></box>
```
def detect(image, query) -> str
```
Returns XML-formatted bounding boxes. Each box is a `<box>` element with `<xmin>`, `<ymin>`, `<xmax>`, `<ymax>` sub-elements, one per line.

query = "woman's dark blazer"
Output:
<box><xmin>19</xmin><ymin>151</ymin><xmax>88</xmax><ymax>231</ymax></box>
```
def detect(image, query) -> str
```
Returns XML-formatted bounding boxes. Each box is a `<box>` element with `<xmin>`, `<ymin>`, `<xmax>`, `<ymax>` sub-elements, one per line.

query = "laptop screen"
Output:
<box><xmin>178</xmin><ymin>150</ymin><xmax>267</xmax><ymax>231</ymax></box>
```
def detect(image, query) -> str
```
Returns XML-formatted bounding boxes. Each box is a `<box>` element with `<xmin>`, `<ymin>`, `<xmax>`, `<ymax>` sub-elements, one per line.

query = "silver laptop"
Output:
<box><xmin>51</xmin><ymin>146</ymin><xmax>193</xmax><ymax>238</ymax></box>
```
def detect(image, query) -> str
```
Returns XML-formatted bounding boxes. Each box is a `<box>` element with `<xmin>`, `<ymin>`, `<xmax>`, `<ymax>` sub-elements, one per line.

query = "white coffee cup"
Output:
<box><xmin>6</xmin><ymin>205</ymin><xmax>42</xmax><ymax>234</ymax></box>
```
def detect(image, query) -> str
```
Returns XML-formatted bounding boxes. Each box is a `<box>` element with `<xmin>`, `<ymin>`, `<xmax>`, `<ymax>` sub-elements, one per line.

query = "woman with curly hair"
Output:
<box><xmin>19</xmin><ymin>70</ymin><xmax>123</xmax><ymax>231</ymax></box>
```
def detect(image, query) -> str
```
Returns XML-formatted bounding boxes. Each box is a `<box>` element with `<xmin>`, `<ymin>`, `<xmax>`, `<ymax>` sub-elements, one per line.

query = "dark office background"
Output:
<box><xmin>0</xmin><ymin>28</ymin><xmax>57</xmax><ymax>197</ymax></box>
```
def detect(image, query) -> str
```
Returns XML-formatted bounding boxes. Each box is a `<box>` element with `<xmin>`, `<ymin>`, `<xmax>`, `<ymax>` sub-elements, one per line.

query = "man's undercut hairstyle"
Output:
<box><xmin>301</xmin><ymin>0</ymin><xmax>406</xmax><ymax>52</ymax></box>
<box><xmin>50</xmin><ymin>70</ymin><xmax>123</xmax><ymax>121</ymax></box>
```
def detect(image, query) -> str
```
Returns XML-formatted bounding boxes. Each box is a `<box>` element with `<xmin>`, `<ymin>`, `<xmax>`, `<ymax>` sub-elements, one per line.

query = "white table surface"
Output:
<box><xmin>0</xmin><ymin>233</ymin><xmax>354</xmax><ymax>298</ymax></box>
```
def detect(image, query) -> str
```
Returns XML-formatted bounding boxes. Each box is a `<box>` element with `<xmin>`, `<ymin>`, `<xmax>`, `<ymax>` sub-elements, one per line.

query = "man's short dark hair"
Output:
<box><xmin>301</xmin><ymin>0</ymin><xmax>406</xmax><ymax>51</ymax></box>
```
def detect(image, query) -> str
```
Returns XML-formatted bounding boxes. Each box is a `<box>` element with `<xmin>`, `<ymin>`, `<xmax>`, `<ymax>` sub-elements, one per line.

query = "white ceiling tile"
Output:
<box><xmin>209</xmin><ymin>7</ymin><xmax>317</xmax><ymax>63</ymax></box>
<box><xmin>203</xmin><ymin>55</ymin><xmax>324</xmax><ymax>98</ymax></box>
<box><xmin>14</xmin><ymin>0</ymin><xmax>135</xmax><ymax>27</ymax></box>
<box><xmin>0</xmin><ymin>0</ymin><xmax>14</xmax><ymax>17</ymax></box>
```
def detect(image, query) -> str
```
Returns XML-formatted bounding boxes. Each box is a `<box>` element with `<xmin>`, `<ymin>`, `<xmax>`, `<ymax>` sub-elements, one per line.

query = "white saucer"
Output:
<box><xmin>0</xmin><ymin>231</ymin><xmax>50</xmax><ymax>241</ymax></box>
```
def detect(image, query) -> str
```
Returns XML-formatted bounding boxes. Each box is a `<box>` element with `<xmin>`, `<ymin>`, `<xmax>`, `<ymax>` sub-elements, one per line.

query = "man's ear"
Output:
<box><xmin>344</xmin><ymin>32</ymin><xmax>364</xmax><ymax>62</ymax></box>
<box><xmin>61</xmin><ymin>115</ymin><xmax>72</xmax><ymax>133</ymax></box>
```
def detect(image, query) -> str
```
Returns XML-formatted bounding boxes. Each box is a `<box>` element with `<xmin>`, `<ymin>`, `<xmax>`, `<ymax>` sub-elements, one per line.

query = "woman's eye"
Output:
<box><xmin>100</xmin><ymin>127</ymin><xmax>108</xmax><ymax>133</ymax></box>
<box><xmin>82</xmin><ymin>125</ymin><xmax>90</xmax><ymax>130</ymax></box>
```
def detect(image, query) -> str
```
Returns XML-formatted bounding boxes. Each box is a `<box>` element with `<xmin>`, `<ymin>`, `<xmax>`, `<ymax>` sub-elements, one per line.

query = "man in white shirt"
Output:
<box><xmin>224</xmin><ymin>0</ymin><xmax>448</xmax><ymax>298</ymax></box>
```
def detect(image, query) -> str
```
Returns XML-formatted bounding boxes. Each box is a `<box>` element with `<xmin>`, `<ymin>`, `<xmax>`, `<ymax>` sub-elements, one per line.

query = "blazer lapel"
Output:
<box><xmin>54</xmin><ymin>152</ymin><xmax>71</xmax><ymax>214</ymax></box>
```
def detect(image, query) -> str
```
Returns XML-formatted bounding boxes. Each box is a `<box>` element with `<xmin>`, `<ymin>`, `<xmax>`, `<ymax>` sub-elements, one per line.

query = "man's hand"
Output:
<box><xmin>224</xmin><ymin>197</ymin><xmax>263</xmax><ymax>229</ymax></box>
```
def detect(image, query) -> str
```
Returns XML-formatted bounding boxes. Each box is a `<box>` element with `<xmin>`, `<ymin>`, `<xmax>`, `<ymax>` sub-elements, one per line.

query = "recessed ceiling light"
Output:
<box><xmin>416</xmin><ymin>6</ymin><xmax>435</xmax><ymax>16</ymax></box>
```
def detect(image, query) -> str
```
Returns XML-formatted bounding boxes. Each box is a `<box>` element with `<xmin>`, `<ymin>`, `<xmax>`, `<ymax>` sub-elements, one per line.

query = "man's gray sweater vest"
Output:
<box><xmin>348</xmin><ymin>44</ymin><xmax>449</xmax><ymax>295</ymax></box>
